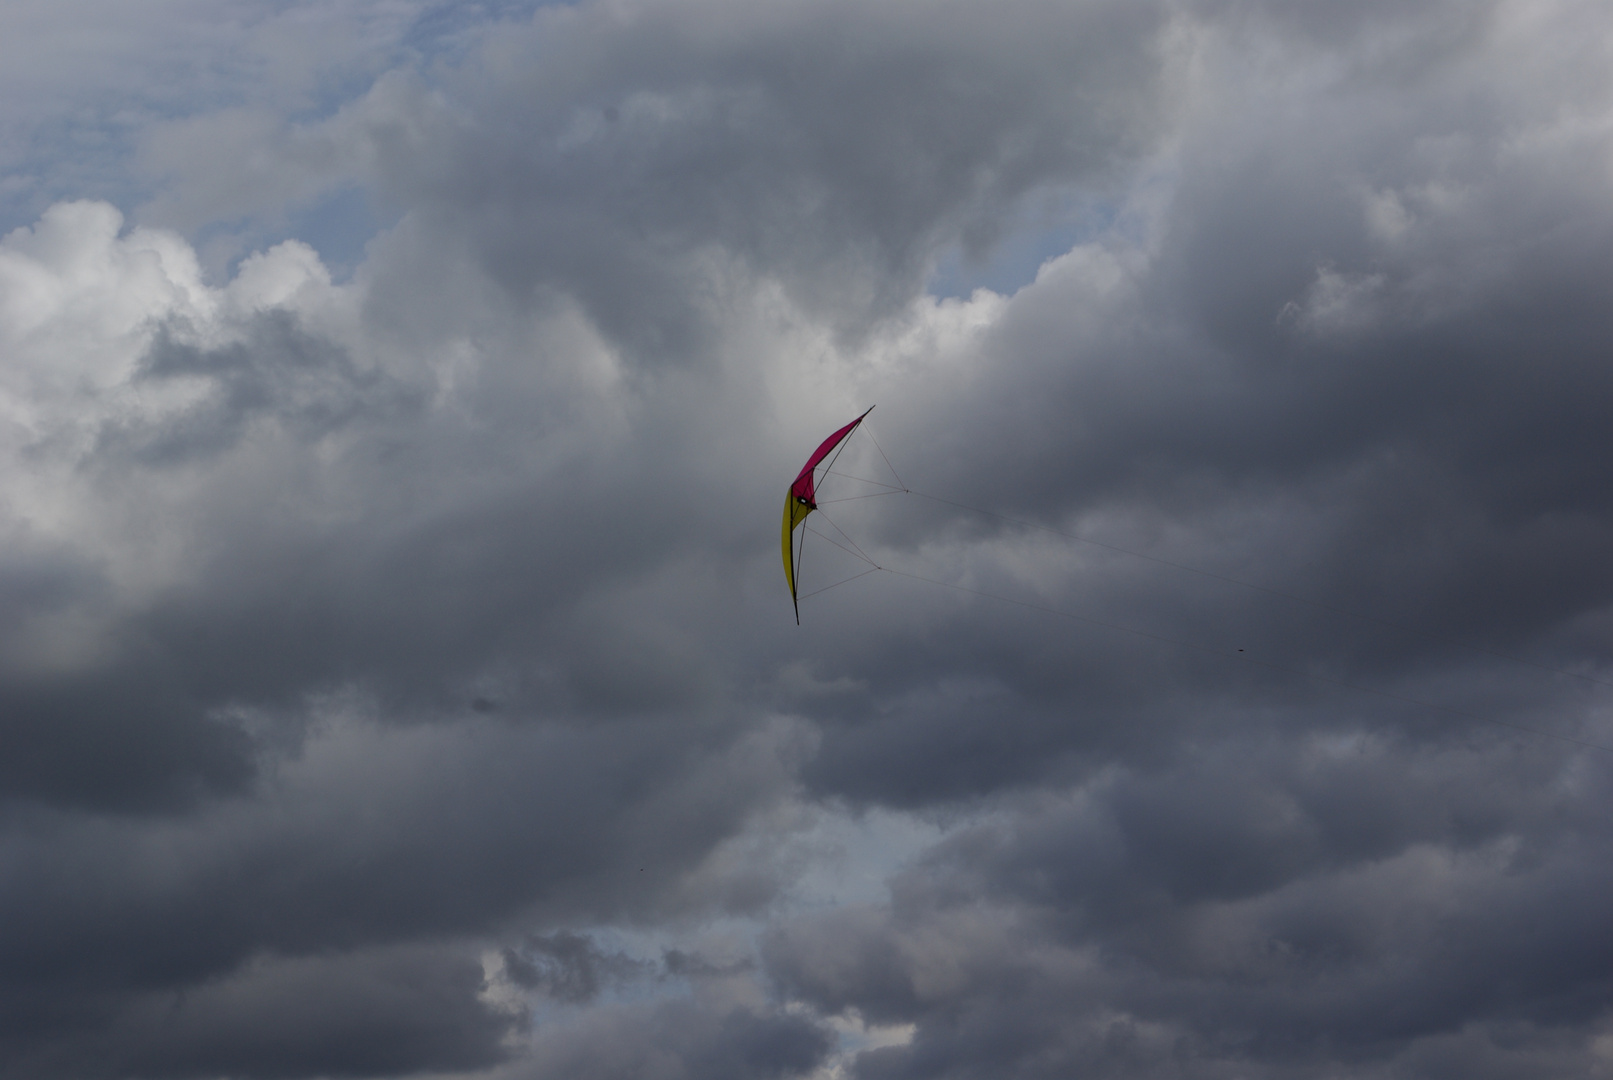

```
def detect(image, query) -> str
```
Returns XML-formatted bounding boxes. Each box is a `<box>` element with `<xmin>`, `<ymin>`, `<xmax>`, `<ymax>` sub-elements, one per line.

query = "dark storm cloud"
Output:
<box><xmin>0</xmin><ymin>658</ymin><xmax>255</xmax><ymax>813</ymax></box>
<box><xmin>4</xmin><ymin>0</ymin><xmax>1613</xmax><ymax>1078</ymax></box>
<box><xmin>751</xmin><ymin>2</ymin><xmax>1613</xmax><ymax>1074</ymax></box>
<box><xmin>517</xmin><ymin>997</ymin><xmax>833</xmax><ymax>1080</ymax></box>
<box><xmin>775</xmin><ymin>0</ymin><xmax>1613</xmax><ymax>804</ymax></box>
<box><xmin>0</xmin><ymin>711</ymin><xmax>813</xmax><ymax>1075</ymax></box>
<box><xmin>0</xmin><ymin>716</ymin><xmax>806</xmax><ymax>964</ymax></box>
<box><xmin>3</xmin><ymin>945</ymin><xmax>513</xmax><ymax>1080</ymax></box>
<box><xmin>767</xmin><ymin>740</ymin><xmax>1613</xmax><ymax>1078</ymax></box>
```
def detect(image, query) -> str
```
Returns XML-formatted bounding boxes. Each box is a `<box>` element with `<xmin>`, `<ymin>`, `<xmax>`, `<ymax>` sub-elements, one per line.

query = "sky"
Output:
<box><xmin>2</xmin><ymin>1</ymin><xmax>1613</xmax><ymax>1077</ymax></box>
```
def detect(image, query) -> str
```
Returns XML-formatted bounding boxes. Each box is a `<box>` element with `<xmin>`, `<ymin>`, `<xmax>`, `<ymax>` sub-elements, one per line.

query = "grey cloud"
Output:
<box><xmin>767</xmin><ymin>747</ymin><xmax>1613</xmax><ymax>1077</ymax></box>
<box><xmin>0</xmin><ymin>662</ymin><xmax>255</xmax><ymax>813</ymax></box>
<box><xmin>518</xmin><ymin>997</ymin><xmax>833</xmax><ymax>1080</ymax></box>
<box><xmin>0</xmin><ymin>1</ymin><xmax>434</xmax><ymax>237</ymax></box>
<box><xmin>503</xmin><ymin>932</ymin><xmax>651</xmax><ymax>1004</ymax></box>
<box><xmin>2</xmin><ymin>945</ymin><xmax>512</xmax><ymax>1080</ymax></box>
<box><xmin>143</xmin><ymin>0</ymin><xmax>1176</xmax><ymax>351</ymax></box>
<box><xmin>118</xmin><ymin>312</ymin><xmax>419</xmax><ymax>466</ymax></box>
<box><xmin>768</xmin><ymin>0</ymin><xmax>1613</xmax><ymax>813</ymax></box>
<box><xmin>4</xmin><ymin>0</ymin><xmax>1613</xmax><ymax>1077</ymax></box>
<box><xmin>662</xmin><ymin>947</ymin><xmax>755</xmax><ymax>980</ymax></box>
<box><xmin>0</xmin><ymin>714</ymin><xmax>807</xmax><ymax>1013</ymax></box>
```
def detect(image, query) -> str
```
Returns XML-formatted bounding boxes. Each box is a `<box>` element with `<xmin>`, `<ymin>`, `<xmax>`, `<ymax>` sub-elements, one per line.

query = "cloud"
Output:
<box><xmin>502</xmin><ymin>933</ymin><xmax>652</xmax><ymax>1004</ymax></box>
<box><xmin>2</xmin><ymin>0</ymin><xmax>1613</xmax><ymax>1077</ymax></box>
<box><xmin>5</xmin><ymin>945</ymin><xmax>514</xmax><ymax>1080</ymax></box>
<box><xmin>139</xmin><ymin>0</ymin><xmax>1176</xmax><ymax>332</ymax></box>
<box><xmin>766</xmin><ymin>755</ymin><xmax>1613</xmax><ymax>1078</ymax></box>
<box><xmin>515</xmin><ymin>997</ymin><xmax>832</xmax><ymax>1080</ymax></box>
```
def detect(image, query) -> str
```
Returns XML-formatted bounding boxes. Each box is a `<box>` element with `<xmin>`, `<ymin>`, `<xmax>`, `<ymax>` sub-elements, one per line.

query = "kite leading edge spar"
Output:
<box><xmin>782</xmin><ymin>406</ymin><xmax>875</xmax><ymax>623</ymax></box>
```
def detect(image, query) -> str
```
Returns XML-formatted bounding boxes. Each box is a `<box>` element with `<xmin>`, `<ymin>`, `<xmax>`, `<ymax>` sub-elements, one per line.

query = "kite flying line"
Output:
<box><xmin>780</xmin><ymin>409</ymin><xmax>1613</xmax><ymax>757</ymax></box>
<box><xmin>810</xmin><ymin>418</ymin><xmax>1613</xmax><ymax>694</ymax></box>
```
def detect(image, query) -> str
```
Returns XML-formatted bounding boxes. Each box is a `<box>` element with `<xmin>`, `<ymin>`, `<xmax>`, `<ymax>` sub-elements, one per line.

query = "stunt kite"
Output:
<box><xmin>782</xmin><ymin>406</ymin><xmax>874</xmax><ymax>623</ymax></box>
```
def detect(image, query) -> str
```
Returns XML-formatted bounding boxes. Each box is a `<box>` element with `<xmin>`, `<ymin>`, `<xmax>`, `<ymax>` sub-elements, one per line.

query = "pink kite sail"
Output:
<box><xmin>782</xmin><ymin>407</ymin><xmax>874</xmax><ymax>622</ymax></box>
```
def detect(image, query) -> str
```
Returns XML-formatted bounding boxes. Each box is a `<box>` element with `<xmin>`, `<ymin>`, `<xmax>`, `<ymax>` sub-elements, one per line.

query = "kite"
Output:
<box><xmin>782</xmin><ymin>406</ymin><xmax>875</xmax><ymax>622</ymax></box>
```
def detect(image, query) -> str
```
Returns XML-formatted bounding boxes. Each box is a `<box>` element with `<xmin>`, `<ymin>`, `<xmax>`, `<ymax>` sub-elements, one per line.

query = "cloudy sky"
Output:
<box><xmin>3</xmin><ymin>1</ymin><xmax>1613</xmax><ymax>1077</ymax></box>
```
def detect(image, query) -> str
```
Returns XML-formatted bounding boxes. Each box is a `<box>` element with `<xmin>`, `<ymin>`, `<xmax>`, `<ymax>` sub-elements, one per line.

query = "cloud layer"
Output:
<box><xmin>3</xmin><ymin>1</ymin><xmax>1613</xmax><ymax>1077</ymax></box>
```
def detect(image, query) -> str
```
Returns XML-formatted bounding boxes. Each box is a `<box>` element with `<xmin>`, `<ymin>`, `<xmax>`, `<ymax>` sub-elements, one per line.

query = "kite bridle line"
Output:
<box><xmin>864</xmin><ymin>423</ymin><xmax>906</xmax><ymax>491</ymax></box>
<box><xmin>813</xmin><ymin>405</ymin><xmax>875</xmax><ymax>504</ymax></box>
<box><xmin>800</xmin><ymin>515</ymin><xmax>881</xmax><ymax>570</ymax></box>
<box><xmin>815</xmin><ymin>418</ymin><xmax>1613</xmax><ymax>696</ymax></box>
<box><xmin>796</xmin><ymin>566</ymin><xmax>881</xmax><ymax>601</ymax></box>
<box><xmin>791</xmin><ymin>428</ymin><xmax>1613</xmax><ymax>758</ymax></box>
